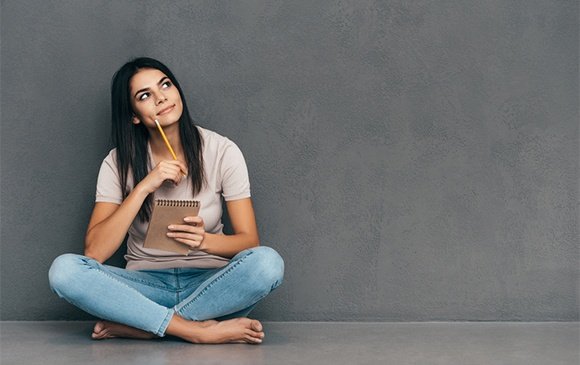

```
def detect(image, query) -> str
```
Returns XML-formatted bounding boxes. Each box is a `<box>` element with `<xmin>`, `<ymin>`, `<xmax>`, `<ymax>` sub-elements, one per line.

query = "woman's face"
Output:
<box><xmin>129</xmin><ymin>68</ymin><xmax>183</xmax><ymax>128</ymax></box>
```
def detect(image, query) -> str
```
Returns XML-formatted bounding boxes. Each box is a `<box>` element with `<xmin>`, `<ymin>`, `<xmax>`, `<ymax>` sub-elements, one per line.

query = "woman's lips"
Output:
<box><xmin>157</xmin><ymin>104</ymin><xmax>175</xmax><ymax>116</ymax></box>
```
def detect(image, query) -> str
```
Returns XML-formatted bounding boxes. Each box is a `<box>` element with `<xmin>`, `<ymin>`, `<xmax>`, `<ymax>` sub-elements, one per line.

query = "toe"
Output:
<box><xmin>245</xmin><ymin>329</ymin><xmax>264</xmax><ymax>338</ymax></box>
<box><xmin>250</xmin><ymin>320</ymin><xmax>263</xmax><ymax>332</ymax></box>
<box><xmin>91</xmin><ymin>331</ymin><xmax>105</xmax><ymax>340</ymax></box>
<box><xmin>244</xmin><ymin>334</ymin><xmax>263</xmax><ymax>344</ymax></box>
<box><xmin>93</xmin><ymin>321</ymin><xmax>105</xmax><ymax>334</ymax></box>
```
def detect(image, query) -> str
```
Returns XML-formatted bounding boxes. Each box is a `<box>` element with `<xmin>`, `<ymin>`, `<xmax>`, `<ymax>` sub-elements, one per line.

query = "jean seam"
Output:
<box><xmin>175</xmin><ymin>269</ymin><xmax>181</xmax><ymax>303</ymax></box>
<box><xmin>104</xmin><ymin>268</ymin><xmax>169</xmax><ymax>290</ymax></box>
<box><xmin>248</xmin><ymin>278</ymin><xmax>282</xmax><ymax>305</ymax></box>
<box><xmin>175</xmin><ymin>250</ymin><xmax>254</xmax><ymax>314</ymax></box>
<box><xmin>80</xmin><ymin>257</ymin><xmax>170</xmax><ymax>290</ymax></box>
<box><xmin>82</xmin><ymin>259</ymin><xmax>156</xmax><ymax>301</ymax></box>
<box><xmin>156</xmin><ymin>308</ymin><xmax>175</xmax><ymax>337</ymax></box>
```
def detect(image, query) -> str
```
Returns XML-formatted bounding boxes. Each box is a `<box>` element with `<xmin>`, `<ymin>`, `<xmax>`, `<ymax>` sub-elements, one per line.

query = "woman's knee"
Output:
<box><xmin>246</xmin><ymin>246</ymin><xmax>284</xmax><ymax>290</ymax></box>
<box><xmin>48</xmin><ymin>253</ymin><xmax>89</xmax><ymax>294</ymax></box>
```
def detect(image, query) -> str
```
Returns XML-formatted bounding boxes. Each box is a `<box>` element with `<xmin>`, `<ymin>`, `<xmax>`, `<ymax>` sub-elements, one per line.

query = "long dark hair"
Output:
<box><xmin>111</xmin><ymin>57</ymin><xmax>205</xmax><ymax>222</ymax></box>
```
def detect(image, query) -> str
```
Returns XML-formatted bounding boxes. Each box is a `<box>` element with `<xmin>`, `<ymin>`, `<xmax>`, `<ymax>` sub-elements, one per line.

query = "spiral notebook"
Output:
<box><xmin>143</xmin><ymin>199</ymin><xmax>201</xmax><ymax>255</ymax></box>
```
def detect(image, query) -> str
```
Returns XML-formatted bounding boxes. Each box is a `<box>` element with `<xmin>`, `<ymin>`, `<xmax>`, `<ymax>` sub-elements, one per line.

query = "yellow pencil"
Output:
<box><xmin>154</xmin><ymin>119</ymin><xmax>178</xmax><ymax>160</ymax></box>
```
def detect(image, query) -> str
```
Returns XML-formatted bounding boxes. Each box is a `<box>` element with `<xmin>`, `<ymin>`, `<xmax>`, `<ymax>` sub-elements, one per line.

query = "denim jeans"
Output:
<box><xmin>48</xmin><ymin>246</ymin><xmax>284</xmax><ymax>337</ymax></box>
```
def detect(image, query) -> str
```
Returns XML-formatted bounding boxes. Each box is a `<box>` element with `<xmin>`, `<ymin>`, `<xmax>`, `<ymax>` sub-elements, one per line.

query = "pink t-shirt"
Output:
<box><xmin>95</xmin><ymin>126</ymin><xmax>251</xmax><ymax>270</ymax></box>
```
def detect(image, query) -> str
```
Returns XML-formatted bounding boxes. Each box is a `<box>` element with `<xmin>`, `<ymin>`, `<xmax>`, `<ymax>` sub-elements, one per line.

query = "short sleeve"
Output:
<box><xmin>219</xmin><ymin>141</ymin><xmax>251</xmax><ymax>201</ymax></box>
<box><xmin>95</xmin><ymin>150</ymin><xmax>123</xmax><ymax>204</ymax></box>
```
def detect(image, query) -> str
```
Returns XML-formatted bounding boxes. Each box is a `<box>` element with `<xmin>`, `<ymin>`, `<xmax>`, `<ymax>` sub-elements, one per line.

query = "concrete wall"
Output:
<box><xmin>1</xmin><ymin>0</ymin><xmax>577</xmax><ymax>321</ymax></box>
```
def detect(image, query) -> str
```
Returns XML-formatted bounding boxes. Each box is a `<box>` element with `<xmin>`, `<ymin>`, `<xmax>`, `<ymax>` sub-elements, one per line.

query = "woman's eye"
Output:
<box><xmin>162</xmin><ymin>81</ymin><xmax>172</xmax><ymax>89</ymax></box>
<box><xmin>138</xmin><ymin>92</ymin><xmax>150</xmax><ymax>101</ymax></box>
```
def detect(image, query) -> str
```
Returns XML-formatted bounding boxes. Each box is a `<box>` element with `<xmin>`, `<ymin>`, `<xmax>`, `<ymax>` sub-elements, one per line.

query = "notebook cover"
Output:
<box><xmin>143</xmin><ymin>199</ymin><xmax>201</xmax><ymax>255</ymax></box>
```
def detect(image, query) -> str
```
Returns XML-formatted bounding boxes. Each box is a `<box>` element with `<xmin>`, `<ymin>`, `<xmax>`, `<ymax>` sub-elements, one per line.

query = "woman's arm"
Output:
<box><xmin>85</xmin><ymin>159</ymin><xmax>188</xmax><ymax>263</ymax></box>
<box><xmin>203</xmin><ymin>198</ymin><xmax>260</xmax><ymax>257</ymax></box>
<box><xmin>84</xmin><ymin>185</ymin><xmax>150</xmax><ymax>263</ymax></box>
<box><xmin>168</xmin><ymin>198</ymin><xmax>260</xmax><ymax>258</ymax></box>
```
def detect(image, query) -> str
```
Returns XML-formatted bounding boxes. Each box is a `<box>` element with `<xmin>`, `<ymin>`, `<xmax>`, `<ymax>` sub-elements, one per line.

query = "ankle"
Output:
<box><xmin>165</xmin><ymin>314</ymin><xmax>205</xmax><ymax>343</ymax></box>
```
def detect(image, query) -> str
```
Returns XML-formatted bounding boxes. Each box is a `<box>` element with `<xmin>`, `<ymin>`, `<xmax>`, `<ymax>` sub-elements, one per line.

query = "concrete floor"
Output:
<box><xmin>1</xmin><ymin>321</ymin><xmax>578</xmax><ymax>365</ymax></box>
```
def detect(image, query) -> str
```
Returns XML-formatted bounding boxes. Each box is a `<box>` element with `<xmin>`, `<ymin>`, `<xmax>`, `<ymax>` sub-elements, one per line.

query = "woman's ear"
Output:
<box><xmin>132</xmin><ymin>115</ymin><xmax>141</xmax><ymax>125</ymax></box>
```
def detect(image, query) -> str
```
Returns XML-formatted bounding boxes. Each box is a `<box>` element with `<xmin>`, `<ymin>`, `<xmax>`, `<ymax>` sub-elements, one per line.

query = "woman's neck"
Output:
<box><xmin>148</xmin><ymin>123</ymin><xmax>184</xmax><ymax>161</ymax></box>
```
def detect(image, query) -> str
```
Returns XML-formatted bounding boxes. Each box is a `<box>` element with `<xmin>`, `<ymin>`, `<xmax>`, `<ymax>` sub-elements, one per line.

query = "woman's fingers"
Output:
<box><xmin>168</xmin><ymin>224</ymin><xmax>203</xmax><ymax>234</ymax></box>
<box><xmin>161</xmin><ymin>160</ymin><xmax>188</xmax><ymax>176</ymax></box>
<box><xmin>173</xmin><ymin>238</ymin><xmax>202</xmax><ymax>249</ymax></box>
<box><xmin>157</xmin><ymin>160</ymin><xmax>188</xmax><ymax>183</ymax></box>
<box><xmin>170</xmin><ymin>234</ymin><xmax>204</xmax><ymax>243</ymax></box>
<box><xmin>140</xmin><ymin>160</ymin><xmax>189</xmax><ymax>193</ymax></box>
<box><xmin>160</xmin><ymin>165</ymin><xmax>184</xmax><ymax>183</ymax></box>
<box><xmin>184</xmin><ymin>216</ymin><xmax>204</xmax><ymax>227</ymax></box>
<box><xmin>167</xmin><ymin>221</ymin><xmax>205</xmax><ymax>250</ymax></box>
<box><xmin>169</xmin><ymin>228</ymin><xmax>204</xmax><ymax>249</ymax></box>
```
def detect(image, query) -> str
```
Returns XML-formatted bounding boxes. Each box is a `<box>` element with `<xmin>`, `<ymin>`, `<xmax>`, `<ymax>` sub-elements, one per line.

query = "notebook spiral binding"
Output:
<box><xmin>155</xmin><ymin>199</ymin><xmax>200</xmax><ymax>207</ymax></box>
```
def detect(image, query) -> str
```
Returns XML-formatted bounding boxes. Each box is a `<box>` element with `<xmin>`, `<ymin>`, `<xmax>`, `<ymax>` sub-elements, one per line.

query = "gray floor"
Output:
<box><xmin>1</xmin><ymin>321</ymin><xmax>578</xmax><ymax>365</ymax></box>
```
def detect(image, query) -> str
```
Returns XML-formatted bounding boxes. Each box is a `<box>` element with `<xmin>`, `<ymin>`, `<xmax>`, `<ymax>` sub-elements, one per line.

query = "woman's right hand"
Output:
<box><xmin>137</xmin><ymin>160</ymin><xmax>188</xmax><ymax>194</ymax></box>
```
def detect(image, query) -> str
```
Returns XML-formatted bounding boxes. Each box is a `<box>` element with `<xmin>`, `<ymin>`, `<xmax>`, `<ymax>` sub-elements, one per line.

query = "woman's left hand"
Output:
<box><xmin>167</xmin><ymin>216</ymin><xmax>206</xmax><ymax>251</ymax></box>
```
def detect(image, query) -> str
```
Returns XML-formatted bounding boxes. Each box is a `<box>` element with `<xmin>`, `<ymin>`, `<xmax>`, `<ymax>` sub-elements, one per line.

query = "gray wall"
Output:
<box><xmin>1</xmin><ymin>0</ymin><xmax>577</xmax><ymax>321</ymax></box>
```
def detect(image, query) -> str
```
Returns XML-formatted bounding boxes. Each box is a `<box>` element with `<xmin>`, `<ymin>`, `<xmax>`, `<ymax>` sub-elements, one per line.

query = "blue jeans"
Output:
<box><xmin>48</xmin><ymin>246</ymin><xmax>284</xmax><ymax>337</ymax></box>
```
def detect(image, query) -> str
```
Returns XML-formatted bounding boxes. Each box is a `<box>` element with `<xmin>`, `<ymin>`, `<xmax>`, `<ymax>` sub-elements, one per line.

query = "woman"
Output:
<box><xmin>48</xmin><ymin>57</ymin><xmax>284</xmax><ymax>344</ymax></box>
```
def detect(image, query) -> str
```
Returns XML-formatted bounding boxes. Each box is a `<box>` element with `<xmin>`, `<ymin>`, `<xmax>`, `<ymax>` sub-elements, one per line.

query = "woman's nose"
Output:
<box><xmin>155</xmin><ymin>93</ymin><xmax>167</xmax><ymax>105</ymax></box>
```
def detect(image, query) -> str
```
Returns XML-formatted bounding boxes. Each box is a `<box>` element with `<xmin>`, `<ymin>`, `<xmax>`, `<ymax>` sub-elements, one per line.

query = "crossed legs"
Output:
<box><xmin>49</xmin><ymin>246</ymin><xmax>284</xmax><ymax>344</ymax></box>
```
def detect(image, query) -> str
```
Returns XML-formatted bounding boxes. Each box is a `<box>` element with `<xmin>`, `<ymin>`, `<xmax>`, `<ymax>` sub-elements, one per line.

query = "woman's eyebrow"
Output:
<box><xmin>134</xmin><ymin>77</ymin><xmax>170</xmax><ymax>97</ymax></box>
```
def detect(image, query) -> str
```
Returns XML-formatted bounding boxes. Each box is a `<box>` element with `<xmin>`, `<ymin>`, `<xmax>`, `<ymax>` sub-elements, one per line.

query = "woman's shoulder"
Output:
<box><xmin>101</xmin><ymin>147</ymin><xmax>119</xmax><ymax>165</ymax></box>
<box><xmin>196</xmin><ymin>125</ymin><xmax>239</xmax><ymax>151</ymax></box>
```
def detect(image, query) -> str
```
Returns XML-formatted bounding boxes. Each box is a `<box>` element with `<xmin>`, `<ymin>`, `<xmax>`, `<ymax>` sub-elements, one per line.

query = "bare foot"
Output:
<box><xmin>91</xmin><ymin>321</ymin><xmax>157</xmax><ymax>340</ymax></box>
<box><xmin>167</xmin><ymin>316</ymin><xmax>265</xmax><ymax>344</ymax></box>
